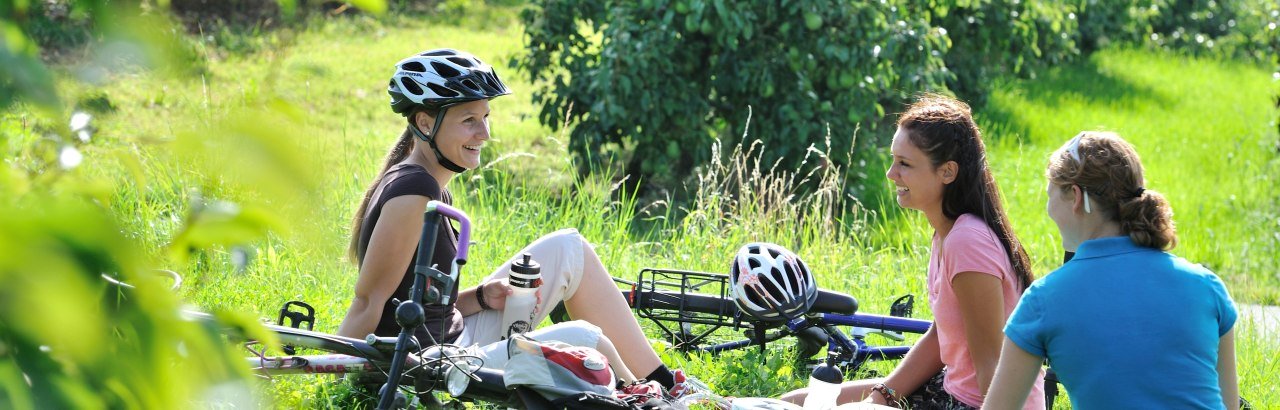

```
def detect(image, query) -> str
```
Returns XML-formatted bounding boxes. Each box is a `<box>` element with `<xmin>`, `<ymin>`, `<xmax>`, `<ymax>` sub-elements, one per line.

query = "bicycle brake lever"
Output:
<box><xmin>849</xmin><ymin>327</ymin><xmax>906</xmax><ymax>342</ymax></box>
<box><xmin>877</xmin><ymin>330</ymin><xmax>906</xmax><ymax>342</ymax></box>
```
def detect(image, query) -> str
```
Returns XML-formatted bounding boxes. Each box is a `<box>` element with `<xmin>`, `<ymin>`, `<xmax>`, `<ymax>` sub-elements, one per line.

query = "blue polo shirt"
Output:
<box><xmin>1005</xmin><ymin>236</ymin><xmax>1236</xmax><ymax>409</ymax></box>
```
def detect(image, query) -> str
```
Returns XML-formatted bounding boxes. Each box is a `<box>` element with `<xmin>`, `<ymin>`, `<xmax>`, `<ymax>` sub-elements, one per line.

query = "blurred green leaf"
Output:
<box><xmin>0</xmin><ymin>198</ymin><xmax>252</xmax><ymax>407</ymax></box>
<box><xmin>0</xmin><ymin>21</ymin><xmax>60</xmax><ymax>110</ymax></box>
<box><xmin>169</xmin><ymin>202</ymin><xmax>282</xmax><ymax>263</ymax></box>
<box><xmin>164</xmin><ymin>99</ymin><xmax>323</xmax><ymax>264</ymax></box>
<box><xmin>348</xmin><ymin>0</ymin><xmax>387</xmax><ymax>15</ymax></box>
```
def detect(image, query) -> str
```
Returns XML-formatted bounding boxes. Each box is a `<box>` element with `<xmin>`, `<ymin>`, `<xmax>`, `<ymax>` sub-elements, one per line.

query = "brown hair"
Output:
<box><xmin>1046</xmin><ymin>131</ymin><xmax>1177</xmax><ymax>250</ymax></box>
<box><xmin>898</xmin><ymin>94</ymin><xmax>1035</xmax><ymax>289</ymax></box>
<box><xmin>347</xmin><ymin>108</ymin><xmax>439</xmax><ymax>263</ymax></box>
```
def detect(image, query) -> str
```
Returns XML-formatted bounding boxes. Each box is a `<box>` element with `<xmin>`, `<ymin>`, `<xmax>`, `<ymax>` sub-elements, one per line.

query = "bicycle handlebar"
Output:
<box><xmin>427</xmin><ymin>201</ymin><xmax>472</xmax><ymax>262</ymax></box>
<box><xmin>381</xmin><ymin>201</ymin><xmax>473</xmax><ymax>410</ymax></box>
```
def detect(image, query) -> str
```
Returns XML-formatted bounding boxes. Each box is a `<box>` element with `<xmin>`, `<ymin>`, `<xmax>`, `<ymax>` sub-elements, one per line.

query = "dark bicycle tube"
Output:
<box><xmin>378</xmin><ymin>201</ymin><xmax>474</xmax><ymax>410</ymax></box>
<box><xmin>378</xmin><ymin>206</ymin><xmax>442</xmax><ymax>410</ymax></box>
<box><xmin>861</xmin><ymin>346</ymin><xmax>911</xmax><ymax>360</ymax></box>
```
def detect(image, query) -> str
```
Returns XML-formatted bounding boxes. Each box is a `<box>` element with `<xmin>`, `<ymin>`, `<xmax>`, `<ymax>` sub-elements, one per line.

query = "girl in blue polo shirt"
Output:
<box><xmin>982</xmin><ymin>131</ymin><xmax>1239</xmax><ymax>409</ymax></box>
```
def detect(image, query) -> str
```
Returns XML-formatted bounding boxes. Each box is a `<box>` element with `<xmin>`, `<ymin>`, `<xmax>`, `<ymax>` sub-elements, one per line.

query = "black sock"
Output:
<box><xmin>646</xmin><ymin>365</ymin><xmax>675</xmax><ymax>390</ymax></box>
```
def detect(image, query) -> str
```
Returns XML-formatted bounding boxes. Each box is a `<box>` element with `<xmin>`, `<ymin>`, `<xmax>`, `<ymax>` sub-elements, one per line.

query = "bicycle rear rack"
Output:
<box><xmin>626</xmin><ymin>268</ymin><xmax>756</xmax><ymax>350</ymax></box>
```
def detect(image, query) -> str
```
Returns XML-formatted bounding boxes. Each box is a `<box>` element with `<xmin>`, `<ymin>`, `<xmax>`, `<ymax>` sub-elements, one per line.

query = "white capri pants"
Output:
<box><xmin>457</xmin><ymin>228</ymin><xmax>603</xmax><ymax>369</ymax></box>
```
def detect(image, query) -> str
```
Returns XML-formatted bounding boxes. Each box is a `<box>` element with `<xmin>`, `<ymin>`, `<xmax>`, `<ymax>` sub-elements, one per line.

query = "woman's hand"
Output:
<box><xmin>478</xmin><ymin>278</ymin><xmax>513</xmax><ymax>310</ymax></box>
<box><xmin>862</xmin><ymin>394</ymin><xmax>888</xmax><ymax>406</ymax></box>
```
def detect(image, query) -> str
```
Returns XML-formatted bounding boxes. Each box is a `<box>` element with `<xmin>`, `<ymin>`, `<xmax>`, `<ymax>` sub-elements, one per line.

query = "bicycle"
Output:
<box><xmin>112</xmin><ymin>201</ymin><xmax>586</xmax><ymax>409</ymax></box>
<box><xmin>606</xmin><ymin>267</ymin><xmax>1072</xmax><ymax>408</ymax></box>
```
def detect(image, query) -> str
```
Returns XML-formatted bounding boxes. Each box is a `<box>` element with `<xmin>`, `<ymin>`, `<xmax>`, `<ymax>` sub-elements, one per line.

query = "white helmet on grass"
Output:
<box><xmin>728</xmin><ymin>242</ymin><xmax>818</xmax><ymax>322</ymax></box>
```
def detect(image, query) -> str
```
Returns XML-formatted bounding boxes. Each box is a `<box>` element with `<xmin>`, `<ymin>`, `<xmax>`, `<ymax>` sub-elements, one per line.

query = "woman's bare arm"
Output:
<box><xmin>952</xmin><ymin>271</ymin><xmax>1007</xmax><ymax>395</ymax></box>
<box><xmin>336</xmin><ymin>195</ymin><xmax>428</xmax><ymax>339</ymax></box>
<box><xmin>982</xmin><ymin>338</ymin><xmax>1043</xmax><ymax>410</ymax></box>
<box><xmin>1218</xmin><ymin>328</ymin><xmax>1239</xmax><ymax>410</ymax></box>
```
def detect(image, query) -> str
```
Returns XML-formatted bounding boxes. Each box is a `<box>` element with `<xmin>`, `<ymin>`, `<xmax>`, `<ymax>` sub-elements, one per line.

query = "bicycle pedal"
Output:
<box><xmin>278</xmin><ymin>301</ymin><xmax>316</xmax><ymax>330</ymax></box>
<box><xmin>890</xmin><ymin>294</ymin><xmax>914</xmax><ymax>318</ymax></box>
<box><xmin>277</xmin><ymin>301</ymin><xmax>315</xmax><ymax>355</ymax></box>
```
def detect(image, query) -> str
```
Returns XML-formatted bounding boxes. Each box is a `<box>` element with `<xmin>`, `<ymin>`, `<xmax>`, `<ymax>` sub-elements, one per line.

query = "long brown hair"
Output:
<box><xmin>898</xmin><ymin>94</ymin><xmax>1035</xmax><ymax>289</ymax></box>
<box><xmin>347</xmin><ymin>109</ymin><xmax>438</xmax><ymax>263</ymax></box>
<box><xmin>1046</xmin><ymin>131</ymin><xmax>1177</xmax><ymax>250</ymax></box>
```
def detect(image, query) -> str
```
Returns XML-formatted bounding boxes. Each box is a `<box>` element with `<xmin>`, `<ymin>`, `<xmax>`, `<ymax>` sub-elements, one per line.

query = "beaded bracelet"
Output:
<box><xmin>871</xmin><ymin>383</ymin><xmax>898</xmax><ymax>406</ymax></box>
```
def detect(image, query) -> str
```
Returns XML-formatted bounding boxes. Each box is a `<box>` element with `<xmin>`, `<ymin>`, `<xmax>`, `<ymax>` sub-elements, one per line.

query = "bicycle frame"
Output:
<box><xmin>374</xmin><ymin>201</ymin><xmax>471</xmax><ymax>409</ymax></box>
<box><xmin>195</xmin><ymin>201</ymin><xmax>523</xmax><ymax>409</ymax></box>
<box><xmin>621</xmin><ymin>268</ymin><xmax>931</xmax><ymax>374</ymax></box>
<box><xmin>187</xmin><ymin>307</ymin><xmax>521</xmax><ymax>407</ymax></box>
<box><xmin>788</xmin><ymin>313</ymin><xmax>929</xmax><ymax>372</ymax></box>
<box><xmin>621</xmin><ymin>267</ymin><xmax>1080</xmax><ymax>408</ymax></box>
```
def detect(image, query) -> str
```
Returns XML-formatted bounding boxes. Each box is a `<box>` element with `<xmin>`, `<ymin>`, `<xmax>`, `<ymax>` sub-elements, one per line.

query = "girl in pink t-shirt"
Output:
<box><xmin>783</xmin><ymin>95</ymin><xmax>1044</xmax><ymax>409</ymax></box>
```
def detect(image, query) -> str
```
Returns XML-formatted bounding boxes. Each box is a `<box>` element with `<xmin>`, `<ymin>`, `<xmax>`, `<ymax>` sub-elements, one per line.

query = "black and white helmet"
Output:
<box><xmin>388</xmin><ymin>49</ymin><xmax>512</xmax><ymax>116</ymax></box>
<box><xmin>729</xmin><ymin>242</ymin><xmax>818</xmax><ymax>322</ymax></box>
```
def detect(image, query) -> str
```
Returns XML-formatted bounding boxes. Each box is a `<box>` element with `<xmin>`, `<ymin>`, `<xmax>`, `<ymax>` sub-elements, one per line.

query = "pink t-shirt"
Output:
<box><xmin>928</xmin><ymin>214</ymin><xmax>1045</xmax><ymax>409</ymax></box>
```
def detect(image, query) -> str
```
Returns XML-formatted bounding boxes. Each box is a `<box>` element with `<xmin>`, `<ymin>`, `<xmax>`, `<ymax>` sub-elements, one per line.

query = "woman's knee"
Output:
<box><xmin>539</xmin><ymin>228</ymin><xmax>586</xmax><ymax>248</ymax></box>
<box><xmin>540</xmin><ymin>319</ymin><xmax>603</xmax><ymax>347</ymax></box>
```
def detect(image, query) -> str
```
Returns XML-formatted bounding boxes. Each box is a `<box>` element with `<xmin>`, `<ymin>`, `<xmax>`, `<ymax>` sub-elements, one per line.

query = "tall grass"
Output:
<box><xmin>4</xmin><ymin>5</ymin><xmax>1275</xmax><ymax>408</ymax></box>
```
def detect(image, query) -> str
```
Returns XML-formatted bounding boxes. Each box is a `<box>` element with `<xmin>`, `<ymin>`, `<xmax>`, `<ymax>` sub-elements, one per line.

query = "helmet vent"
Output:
<box><xmin>401</xmin><ymin>61</ymin><xmax>427</xmax><ymax>72</ymax></box>
<box><xmin>785</xmin><ymin>266</ymin><xmax>799</xmax><ymax>290</ymax></box>
<box><xmin>431</xmin><ymin>61</ymin><xmax>461</xmax><ymax>78</ymax></box>
<box><xmin>482</xmin><ymin>73</ymin><xmax>499</xmax><ymax>89</ymax></box>
<box><xmin>448</xmin><ymin>57</ymin><xmax>474</xmax><ymax>67</ymax></box>
<box><xmin>400</xmin><ymin>77</ymin><xmax>424</xmax><ymax>96</ymax></box>
<box><xmin>427</xmin><ymin>83</ymin><xmax>459</xmax><ymax>98</ymax></box>
<box><xmin>422</xmin><ymin>49</ymin><xmax>454</xmax><ymax>56</ymax></box>
<box><xmin>461</xmin><ymin>79</ymin><xmax>479</xmax><ymax>91</ymax></box>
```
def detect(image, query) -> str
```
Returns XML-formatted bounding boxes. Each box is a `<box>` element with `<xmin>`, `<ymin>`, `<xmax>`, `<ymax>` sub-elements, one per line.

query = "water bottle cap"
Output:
<box><xmin>810</xmin><ymin>363</ymin><xmax>843</xmax><ymax>384</ymax></box>
<box><xmin>509</xmin><ymin>253</ymin><xmax>541</xmax><ymax>287</ymax></box>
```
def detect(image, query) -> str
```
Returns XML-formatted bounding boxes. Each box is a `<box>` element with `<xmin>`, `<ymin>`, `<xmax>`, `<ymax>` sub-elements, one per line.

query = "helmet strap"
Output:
<box><xmin>408</xmin><ymin>106</ymin><xmax>467</xmax><ymax>173</ymax></box>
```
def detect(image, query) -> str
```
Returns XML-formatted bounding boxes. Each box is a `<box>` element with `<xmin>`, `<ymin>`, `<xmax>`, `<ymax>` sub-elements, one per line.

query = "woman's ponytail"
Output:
<box><xmin>347</xmin><ymin>128</ymin><xmax>416</xmax><ymax>263</ymax></box>
<box><xmin>1117</xmin><ymin>188</ymin><xmax>1178</xmax><ymax>250</ymax></box>
<box><xmin>1048</xmin><ymin>131</ymin><xmax>1179</xmax><ymax>251</ymax></box>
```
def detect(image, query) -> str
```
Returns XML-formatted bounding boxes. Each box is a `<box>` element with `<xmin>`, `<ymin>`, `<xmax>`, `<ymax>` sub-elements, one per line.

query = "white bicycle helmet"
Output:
<box><xmin>728</xmin><ymin>242</ymin><xmax>818</xmax><ymax>322</ymax></box>
<box><xmin>388</xmin><ymin>48</ymin><xmax>511</xmax><ymax>115</ymax></box>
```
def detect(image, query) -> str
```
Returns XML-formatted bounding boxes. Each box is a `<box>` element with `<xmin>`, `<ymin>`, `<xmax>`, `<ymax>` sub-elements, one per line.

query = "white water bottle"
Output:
<box><xmin>500</xmin><ymin>253</ymin><xmax>542</xmax><ymax>340</ymax></box>
<box><xmin>802</xmin><ymin>352</ymin><xmax>843</xmax><ymax>410</ymax></box>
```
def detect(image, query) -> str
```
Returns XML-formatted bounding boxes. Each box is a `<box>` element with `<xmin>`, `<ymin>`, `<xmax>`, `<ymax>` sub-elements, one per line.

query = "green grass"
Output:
<box><xmin>4</xmin><ymin>5</ymin><xmax>1277</xmax><ymax>408</ymax></box>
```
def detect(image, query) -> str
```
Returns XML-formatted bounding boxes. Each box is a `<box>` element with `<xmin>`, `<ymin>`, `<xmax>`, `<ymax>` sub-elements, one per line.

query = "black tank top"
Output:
<box><xmin>356</xmin><ymin>163</ymin><xmax>464</xmax><ymax>344</ymax></box>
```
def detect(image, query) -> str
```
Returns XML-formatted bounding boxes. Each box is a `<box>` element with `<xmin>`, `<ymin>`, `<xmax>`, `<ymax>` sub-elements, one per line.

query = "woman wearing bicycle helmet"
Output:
<box><xmin>784</xmin><ymin>95</ymin><xmax>1044</xmax><ymax>409</ymax></box>
<box><xmin>983</xmin><ymin>132</ymin><xmax>1238</xmax><ymax>409</ymax></box>
<box><xmin>334</xmin><ymin>49</ymin><xmax>692</xmax><ymax>394</ymax></box>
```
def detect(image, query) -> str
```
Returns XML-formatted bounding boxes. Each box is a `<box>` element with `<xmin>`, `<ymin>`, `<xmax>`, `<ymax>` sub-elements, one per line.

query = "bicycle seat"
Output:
<box><xmin>811</xmin><ymin>289</ymin><xmax>857</xmax><ymax>315</ymax></box>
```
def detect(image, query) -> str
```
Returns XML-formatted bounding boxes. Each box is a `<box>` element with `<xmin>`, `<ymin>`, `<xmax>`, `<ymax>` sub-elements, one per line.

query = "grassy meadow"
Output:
<box><xmin>5</xmin><ymin>5</ymin><xmax>1277</xmax><ymax>409</ymax></box>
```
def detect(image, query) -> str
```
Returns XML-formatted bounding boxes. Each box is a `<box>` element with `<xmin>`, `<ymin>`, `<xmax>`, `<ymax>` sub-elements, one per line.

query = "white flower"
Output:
<box><xmin>69</xmin><ymin>112</ymin><xmax>91</xmax><ymax>132</ymax></box>
<box><xmin>60</xmin><ymin>145</ymin><xmax>83</xmax><ymax>169</ymax></box>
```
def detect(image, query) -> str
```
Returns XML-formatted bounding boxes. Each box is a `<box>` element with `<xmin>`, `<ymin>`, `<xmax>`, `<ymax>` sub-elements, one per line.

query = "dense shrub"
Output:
<box><xmin>515</xmin><ymin>1</ymin><xmax>938</xmax><ymax>190</ymax></box>
<box><xmin>1149</xmin><ymin>0</ymin><xmax>1280</xmax><ymax>63</ymax></box>
<box><xmin>516</xmin><ymin>0</ymin><xmax>1078</xmax><ymax>191</ymax></box>
<box><xmin>517</xmin><ymin>0</ymin><xmax>1277</xmax><ymax>194</ymax></box>
<box><xmin>925</xmin><ymin>1</ymin><xmax>1080</xmax><ymax>106</ymax></box>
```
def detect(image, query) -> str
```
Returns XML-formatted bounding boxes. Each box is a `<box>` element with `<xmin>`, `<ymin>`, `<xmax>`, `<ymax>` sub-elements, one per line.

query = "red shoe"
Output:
<box><xmin>667</xmin><ymin>369</ymin><xmax>690</xmax><ymax>399</ymax></box>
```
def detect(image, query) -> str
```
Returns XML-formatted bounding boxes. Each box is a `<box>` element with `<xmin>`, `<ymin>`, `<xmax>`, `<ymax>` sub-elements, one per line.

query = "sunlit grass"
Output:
<box><xmin>978</xmin><ymin>48</ymin><xmax>1280</xmax><ymax>305</ymax></box>
<box><xmin>6</xmin><ymin>5</ymin><xmax>1276</xmax><ymax>408</ymax></box>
